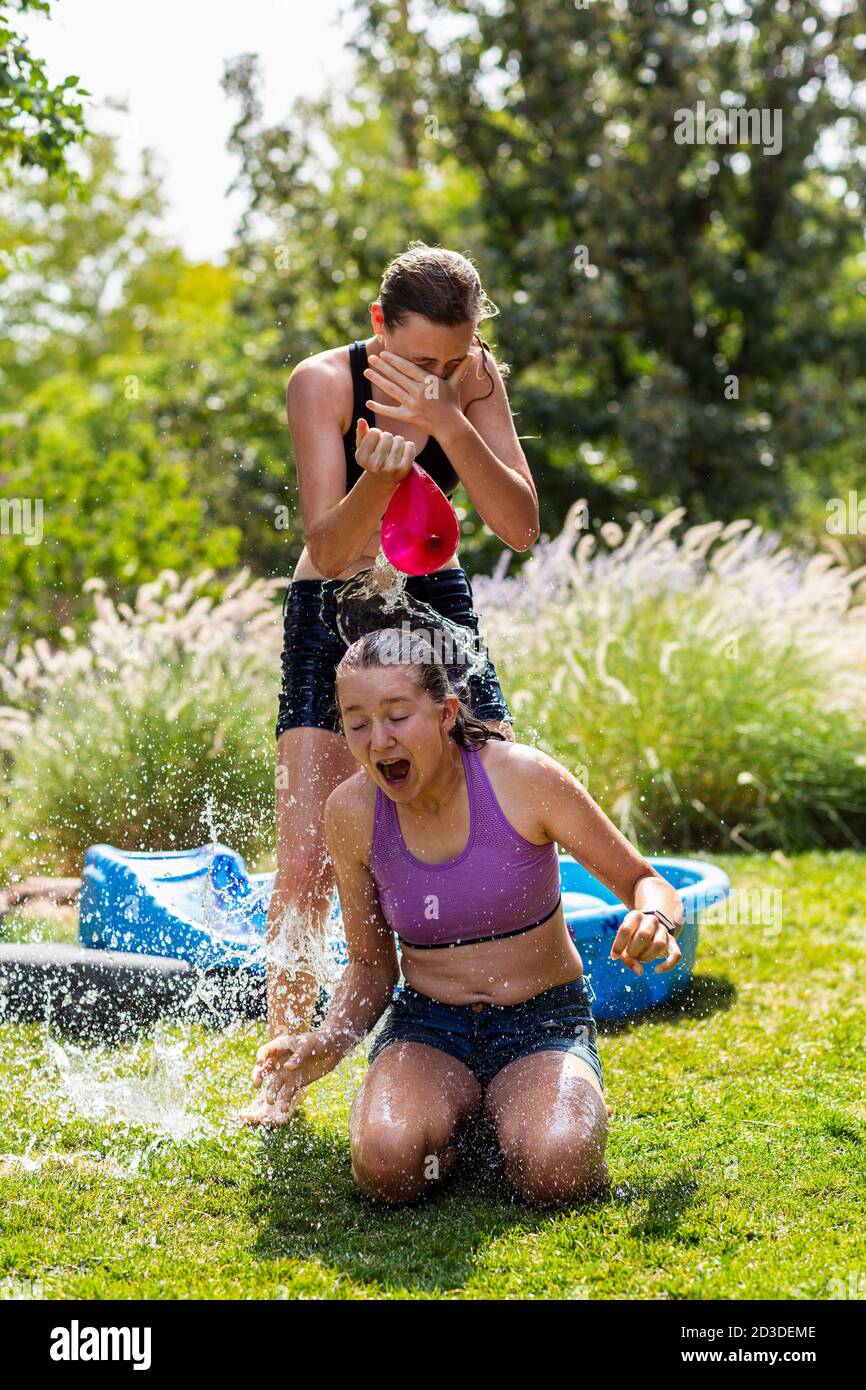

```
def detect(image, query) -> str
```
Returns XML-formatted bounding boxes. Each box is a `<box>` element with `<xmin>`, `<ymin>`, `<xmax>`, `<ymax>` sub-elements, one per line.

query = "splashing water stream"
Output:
<box><xmin>333</xmin><ymin>553</ymin><xmax>490</xmax><ymax>691</ymax></box>
<box><xmin>46</xmin><ymin>1030</ymin><xmax>206</xmax><ymax>1140</ymax></box>
<box><xmin>10</xmin><ymin>554</ymin><xmax>497</xmax><ymax>1148</ymax></box>
<box><xmin>35</xmin><ymin>793</ymin><xmax>364</xmax><ymax>1147</ymax></box>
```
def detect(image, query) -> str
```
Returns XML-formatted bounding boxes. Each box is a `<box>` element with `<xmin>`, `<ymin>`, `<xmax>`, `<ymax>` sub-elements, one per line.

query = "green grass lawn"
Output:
<box><xmin>1</xmin><ymin>852</ymin><xmax>865</xmax><ymax>1300</ymax></box>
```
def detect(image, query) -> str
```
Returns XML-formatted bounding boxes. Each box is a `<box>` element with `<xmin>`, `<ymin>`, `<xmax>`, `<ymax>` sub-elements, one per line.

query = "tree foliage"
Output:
<box><xmin>0</xmin><ymin>0</ymin><xmax>89</xmax><ymax>183</ymax></box>
<box><xmin>2</xmin><ymin>6</ymin><xmax>865</xmax><ymax>643</ymax></box>
<box><xmin>344</xmin><ymin>0</ymin><xmax>866</xmax><ymax>525</ymax></box>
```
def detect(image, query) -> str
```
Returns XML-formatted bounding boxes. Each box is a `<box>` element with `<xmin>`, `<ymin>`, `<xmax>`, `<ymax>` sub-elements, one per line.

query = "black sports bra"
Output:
<box><xmin>342</xmin><ymin>340</ymin><xmax>460</xmax><ymax>498</ymax></box>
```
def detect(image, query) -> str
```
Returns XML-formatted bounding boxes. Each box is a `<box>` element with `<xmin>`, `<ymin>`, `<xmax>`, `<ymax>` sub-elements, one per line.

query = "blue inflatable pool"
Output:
<box><xmin>79</xmin><ymin>844</ymin><xmax>729</xmax><ymax>1020</ymax></box>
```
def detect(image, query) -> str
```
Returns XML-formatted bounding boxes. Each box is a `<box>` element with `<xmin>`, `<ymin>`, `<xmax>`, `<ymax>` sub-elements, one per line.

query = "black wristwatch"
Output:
<box><xmin>641</xmin><ymin>907</ymin><xmax>681</xmax><ymax>937</ymax></box>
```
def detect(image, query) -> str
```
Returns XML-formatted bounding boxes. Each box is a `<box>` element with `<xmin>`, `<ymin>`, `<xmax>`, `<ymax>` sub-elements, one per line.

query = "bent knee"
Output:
<box><xmin>510</xmin><ymin>1141</ymin><xmax>607</xmax><ymax>1206</ymax></box>
<box><xmin>502</xmin><ymin>1125</ymin><xmax>608</xmax><ymax>1206</ymax></box>
<box><xmin>350</xmin><ymin>1122</ymin><xmax>446</xmax><ymax>1203</ymax></box>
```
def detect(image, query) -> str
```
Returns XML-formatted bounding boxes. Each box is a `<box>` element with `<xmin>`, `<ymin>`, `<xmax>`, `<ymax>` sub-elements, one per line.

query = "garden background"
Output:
<box><xmin>1</xmin><ymin>0</ymin><xmax>865</xmax><ymax>1301</ymax></box>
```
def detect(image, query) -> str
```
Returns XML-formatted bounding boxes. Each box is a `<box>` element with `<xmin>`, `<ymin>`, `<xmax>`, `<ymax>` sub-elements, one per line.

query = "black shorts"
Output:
<box><xmin>275</xmin><ymin>568</ymin><xmax>513</xmax><ymax>739</ymax></box>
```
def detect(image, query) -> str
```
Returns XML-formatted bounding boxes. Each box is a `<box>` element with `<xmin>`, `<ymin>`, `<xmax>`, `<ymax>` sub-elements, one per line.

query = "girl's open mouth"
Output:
<box><xmin>377</xmin><ymin>757</ymin><xmax>411</xmax><ymax>788</ymax></box>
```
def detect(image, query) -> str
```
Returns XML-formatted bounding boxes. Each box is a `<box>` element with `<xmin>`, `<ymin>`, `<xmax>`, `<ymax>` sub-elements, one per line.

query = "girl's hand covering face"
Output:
<box><xmin>609</xmin><ymin>910</ymin><xmax>683</xmax><ymax>976</ymax></box>
<box><xmin>363</xmin><ymin>349</ymin><xmax>477</xmax><ymax>438</ymax></box>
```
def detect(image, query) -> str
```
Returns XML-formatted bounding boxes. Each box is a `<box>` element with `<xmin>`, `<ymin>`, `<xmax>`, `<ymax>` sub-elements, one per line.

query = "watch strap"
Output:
<box><xmin>641</xmin><ymin>907</ymin><xmax>680</xmax><ymax>936</ymax></box>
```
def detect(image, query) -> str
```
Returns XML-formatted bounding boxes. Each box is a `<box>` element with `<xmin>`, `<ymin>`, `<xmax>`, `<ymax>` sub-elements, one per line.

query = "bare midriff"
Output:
<box><xmin>292</xmin><ymin>540</ymin><xmax>461</xmax><ymax>583</ymax></box>
<box><xmin>400</xmin><ymin>905</ymin><xmax>584</xmax><ymax>1006</ymax></box>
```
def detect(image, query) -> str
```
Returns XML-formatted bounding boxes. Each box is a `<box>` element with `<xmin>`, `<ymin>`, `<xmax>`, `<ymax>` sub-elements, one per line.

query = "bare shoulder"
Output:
<box><xmin>476</xmin><ymin>738</ymin><xmax>579</xmax><ymax>842</ymax></box>
<box><xmin>286</xmin><ymin>344</ymin><xmax>353</xmax><ymax>428</ymax></box>
<box><xmin>462</xmin><ymin>343</ymin><xmax>510</xmax><ymax>411</ymax></box>
<box><xmin>479</xmin><ymin>737</ymin><xmax>569</xmax><ymax>789</ymax></box>
<box><xmin>324</xmin><ymin>769</ymin><xmax>377</xmax><ymax>864</ymax></box>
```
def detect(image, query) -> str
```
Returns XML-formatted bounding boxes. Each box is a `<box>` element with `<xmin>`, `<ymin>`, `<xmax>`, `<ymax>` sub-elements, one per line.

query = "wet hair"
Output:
<box><xmin>334</xmin><ymin>627</ymin><xmax>509</xmax><ymax>751</ymax></box>
<box><xmin>376</xmin><ymin>241</ymin><xmax>507</xmax><ymax>400</ymax></box>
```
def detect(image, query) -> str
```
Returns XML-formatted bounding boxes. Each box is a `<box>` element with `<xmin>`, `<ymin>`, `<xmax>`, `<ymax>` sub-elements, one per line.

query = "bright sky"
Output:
<box><xmin>20</xmin><ymin>0</ymin><xmax>354</xmax><ymax>262</ymax></box>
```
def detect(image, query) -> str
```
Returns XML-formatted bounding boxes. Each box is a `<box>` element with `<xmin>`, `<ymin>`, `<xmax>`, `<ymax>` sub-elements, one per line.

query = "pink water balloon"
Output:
<box><xmin>381</xmin><ymin>463</ymin><xmax>460</xmax><ymax>575</ymax></box>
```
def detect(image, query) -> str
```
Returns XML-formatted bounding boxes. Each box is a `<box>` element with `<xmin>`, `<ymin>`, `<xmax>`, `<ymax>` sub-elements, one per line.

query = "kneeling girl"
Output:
<box><xmin>248</xmin><ymin>629</ymin><xmax>684</xmax><ymax>1206</ymax></box>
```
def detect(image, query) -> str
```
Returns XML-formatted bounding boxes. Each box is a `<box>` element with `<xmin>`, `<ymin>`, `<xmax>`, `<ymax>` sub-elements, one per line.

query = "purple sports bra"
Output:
<box><xmin>369</xmin><ymin>743</ymin><xmax>562</xmax><ymax>949</ymax></box>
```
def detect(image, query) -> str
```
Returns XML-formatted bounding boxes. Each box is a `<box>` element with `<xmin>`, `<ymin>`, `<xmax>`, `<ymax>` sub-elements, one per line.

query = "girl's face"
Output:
<box><xmin>370</xmin><ymin>305</ymin><xmax>478</xmax><ymax>380</ymax></box>
<box><xmin>337</xmin><ymin>665</ymin><xmax>459</xmax><ymax>800</ymax></box>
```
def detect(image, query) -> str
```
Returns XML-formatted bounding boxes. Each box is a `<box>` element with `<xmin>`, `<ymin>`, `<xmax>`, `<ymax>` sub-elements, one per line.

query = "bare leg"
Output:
<box><xmin>350</xmin><ymin>1043</ymin><xmax>482</xmax><ymax>1204</ymax></box>
<box><xmin>267</xmin><ymin>727</ymin><xmax>357</xmax><ymax>1030</ymax></box>
<box><xmin>240</xmin><ymin>726</ymin><xmax>355</xmax><ymax>1126</ymax></box>
<box><xmin>483</xmin><ymin>1052</ymin><xmax>609</xmax><ymax>1206</ymax></box>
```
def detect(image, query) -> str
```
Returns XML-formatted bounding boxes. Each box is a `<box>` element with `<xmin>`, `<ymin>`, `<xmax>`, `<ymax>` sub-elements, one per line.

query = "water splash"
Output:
<box><xmin>45</xmin><ymin>1029</ymin><xmax>210</xmax><ymax>1141</ymax></box>
<box><xmin>333</xmin><ymin>554</ymin><xmax>490</xmax><ymax>691</ymax></box>
<box><xmin>199</xmin><ymin>790</ymin><xmax>348</xmax><ymax>999</ymax></box>
<box><xmin>0</xmin><ymin>1146</ymin><xmax>125</xmax><ymax>1178</ymax></box>
<box><xmin>264</xmin><ymin>897</ymin><xmax>346</xmax><ymax>997</ymax></box>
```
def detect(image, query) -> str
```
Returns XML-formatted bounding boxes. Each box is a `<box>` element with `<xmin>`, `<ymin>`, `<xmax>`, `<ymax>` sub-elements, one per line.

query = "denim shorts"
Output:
<box><xmin>367</xmin><ymin>975</ymin><xmax>604</xmax><ymax>1091</ymax></box>
<box><xmin>275</xmin><ymin>567</ymin><xmax>513</xmax><ymax>738</ymax></box>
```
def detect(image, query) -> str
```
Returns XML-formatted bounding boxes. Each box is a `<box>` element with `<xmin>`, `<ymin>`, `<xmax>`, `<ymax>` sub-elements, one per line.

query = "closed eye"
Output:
<box><xmin>348</xmin><ymin>714</ymin><xmax>408</xmax><ymax>729</ymax></box>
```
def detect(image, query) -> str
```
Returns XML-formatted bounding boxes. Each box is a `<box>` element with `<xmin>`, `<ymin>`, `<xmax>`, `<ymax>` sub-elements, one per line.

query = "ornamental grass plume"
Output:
<box><xmin>472</xmin><ymin>504</ymin><xmax>866</xmax><ymax>852</ymax></box>
<box><xmin>0</xmin><ymin>568</ymin><xmax>284</xmax><ymax>877</ymax></box>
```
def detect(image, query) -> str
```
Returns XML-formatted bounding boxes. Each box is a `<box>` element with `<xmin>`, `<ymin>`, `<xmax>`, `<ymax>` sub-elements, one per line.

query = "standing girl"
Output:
<box><xmin>243</xmin><ymin>244</ymin><xmax>539</xmax><ymax>1123</ymax></box>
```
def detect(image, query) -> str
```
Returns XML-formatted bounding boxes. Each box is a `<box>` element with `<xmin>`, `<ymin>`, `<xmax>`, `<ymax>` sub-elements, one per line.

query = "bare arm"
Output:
<box><xmin>439</xmin><ymin>354</ymin><xmax>539</xmax><ymax>551</ymax></box>
<box><xmin>363</xmin><ymin>348</ymin><xmax>540</xmax><ymax>552</ymax></box>
<box><xmin>287</xmin><ymin>359</ymin><xmax>414</xmax><ymax>578</ymax></box>
<box><xmin>526</xmin><ymin>749</ymin><xmax>685</xmax><ymax>974</ymax></box>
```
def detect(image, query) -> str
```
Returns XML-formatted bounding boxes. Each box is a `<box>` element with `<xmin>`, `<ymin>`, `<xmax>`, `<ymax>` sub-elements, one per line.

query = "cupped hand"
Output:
<box><xmin>238</xmin><ymin>1088</ymin><xmax>299</xmax><ymax>1128</ymax></box>
<box><xmin>354</xmin><ymin>416</ymin><xmax>415</xmax><ymax>483</ymax></box>
<box><xmin>239</xmin><ymin>1030</ymin><xmax>335</xmax><ymax>1127</ymax></box>
<box><xmin>252</xmin><ymin>1030</ymin><xmax>331</xmax><ymax>1090</ymax></box>
<box><xmin>609</xmin><ymin>910</ymin><xmax>683</xmax><ymax>976</ymax></box>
